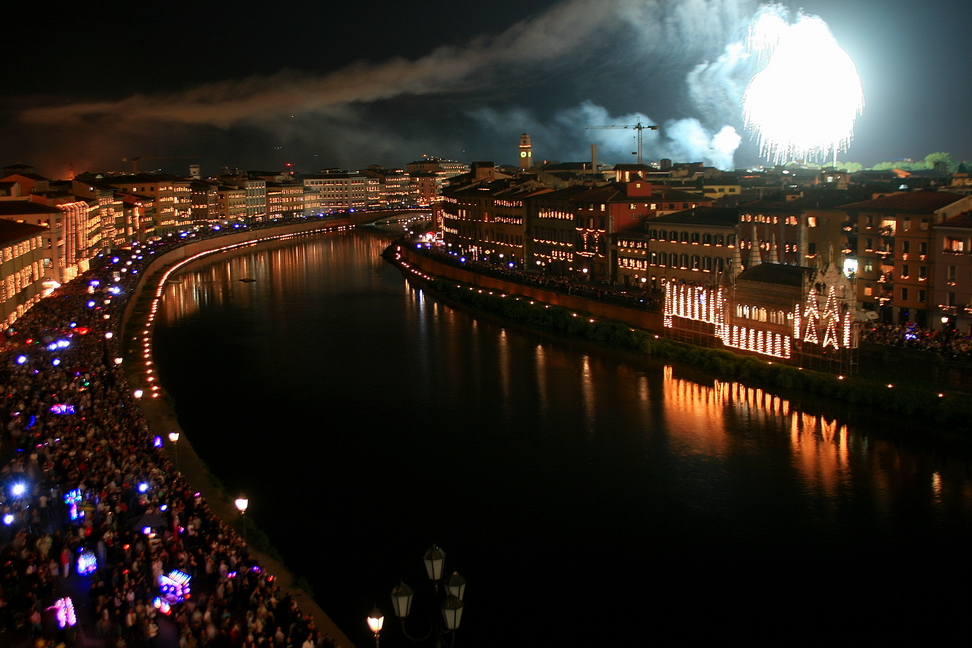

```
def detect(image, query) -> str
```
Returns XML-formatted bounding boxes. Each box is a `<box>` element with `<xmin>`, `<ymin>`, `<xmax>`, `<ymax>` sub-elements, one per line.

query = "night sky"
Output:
<box><xmin>2</xmin><ymin>0</ymin><xmax>969</xmax><ymax>178</ymax></box>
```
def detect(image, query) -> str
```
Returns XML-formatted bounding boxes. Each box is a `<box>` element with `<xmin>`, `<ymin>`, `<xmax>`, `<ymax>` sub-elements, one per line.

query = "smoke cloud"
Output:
<box><xmin>19</xmin><ymin>0</ymin><xmax>769</xmax><ymax>169</ymax></box>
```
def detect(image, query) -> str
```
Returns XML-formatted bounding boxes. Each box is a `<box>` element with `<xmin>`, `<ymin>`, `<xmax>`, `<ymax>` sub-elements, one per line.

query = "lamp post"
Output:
<box><xmin>168</xmin><ymin>432</ymin><xmax>180</xmax><ymax>471</ymax></box>
<box><xmin>235</xmin><ymin>495</ymin><xmax>249</xmax><ymax>546</ymax></box>
<box><xmin>379</xmin><ymin>544</ymin><xmax>466</xmax><ymax>647</ymax></box>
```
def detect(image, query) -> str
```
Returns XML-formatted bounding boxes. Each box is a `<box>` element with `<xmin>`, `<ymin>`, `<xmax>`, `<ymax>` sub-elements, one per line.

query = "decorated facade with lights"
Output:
<box><xmin>664</xmin><ymin>261</ymin><xmax>857</xmax><ymax>372</ymax></box>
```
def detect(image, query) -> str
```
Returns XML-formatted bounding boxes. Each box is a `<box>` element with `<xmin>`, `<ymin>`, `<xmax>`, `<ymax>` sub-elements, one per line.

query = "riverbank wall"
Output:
<box><xmin>120</xmin><ymin>219</ymin><xmax>357</xmax><ymax>648</ymax></box>
<box><xmin>398</xmin><ymin>244</ymin><xmax>665</xmax><ymax>332</ymax></box>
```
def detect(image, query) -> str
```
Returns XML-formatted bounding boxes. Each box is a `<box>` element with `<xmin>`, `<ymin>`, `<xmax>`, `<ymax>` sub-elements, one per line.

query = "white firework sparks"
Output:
<box><xmin>743</xmin><ymin>6</ymin><xmax>865</xmax><ymax>165</ymax></box>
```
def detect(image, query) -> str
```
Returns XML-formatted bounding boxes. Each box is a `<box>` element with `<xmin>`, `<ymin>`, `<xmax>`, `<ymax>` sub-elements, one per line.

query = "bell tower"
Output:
<box><xmin>518</xmin><ymin>132</ymin><xmax>532</xmax><ymax>170</ymax></box>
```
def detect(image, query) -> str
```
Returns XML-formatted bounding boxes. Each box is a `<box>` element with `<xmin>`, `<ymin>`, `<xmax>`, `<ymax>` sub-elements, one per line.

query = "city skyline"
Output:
<box><xmin>2</xmin><ymin>0</ymin><xmax>970</xmax><ymax>178</ymax></box>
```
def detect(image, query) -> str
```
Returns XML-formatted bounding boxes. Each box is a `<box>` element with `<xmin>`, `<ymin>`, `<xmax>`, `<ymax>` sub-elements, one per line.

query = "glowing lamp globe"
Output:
<box><xmin>390</xmin><ymin>581</ymin><xmax>414</xmax><ymax>619</ymax></box>
<box><xmin>423</xmin><ymin>545</ymin><xmax>446</xmax><ymax>582</ymax></box>
<box><xmin>169</xmin><ymin>432</ymin><xmax>180</xmax><ymax>443</ymax></box>
<box><xmin>235</xmin><ymin>496</ymin><xmax>249</xmax><ymax>513</ymax></box>
<box><xmin>366</xmin><ymin>607</ymin><xmax>384</xmax><ymax>635</ymax></box>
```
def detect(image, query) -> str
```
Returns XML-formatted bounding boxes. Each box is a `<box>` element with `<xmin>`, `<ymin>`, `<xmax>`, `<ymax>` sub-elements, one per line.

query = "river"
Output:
<box><xmin>151</xmin><ymin>229</ymin><xmax>972</xmax><ymax>645</ymax></box>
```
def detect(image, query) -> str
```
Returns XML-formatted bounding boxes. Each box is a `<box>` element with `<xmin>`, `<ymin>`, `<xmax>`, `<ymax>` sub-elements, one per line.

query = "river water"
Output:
<box><xmin>152</xmin><ymin>229</ymin><xmax>972</xmax><ymax>645</ymax></box>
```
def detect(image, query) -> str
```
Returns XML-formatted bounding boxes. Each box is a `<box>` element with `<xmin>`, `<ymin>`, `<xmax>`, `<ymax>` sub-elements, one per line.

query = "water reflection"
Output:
<box><xmin>153</xmin><ymin>230</ymin><xmax>972</xmax><ymax>647</ymax></box>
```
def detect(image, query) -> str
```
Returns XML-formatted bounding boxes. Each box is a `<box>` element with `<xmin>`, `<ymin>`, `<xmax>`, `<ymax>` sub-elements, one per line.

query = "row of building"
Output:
<box><xmin>0</xmin><ymin>158</ymin><xmax>472</xmax><ymax>326</ymax></box>
<box><xmin>436</xmin><ymin>154</ymin><xmax>972</xmax><ymax>338</ymax></box>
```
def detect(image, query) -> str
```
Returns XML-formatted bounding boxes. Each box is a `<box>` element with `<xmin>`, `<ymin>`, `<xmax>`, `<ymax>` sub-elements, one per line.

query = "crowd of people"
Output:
<box><xmin>0</xmin><ymin>229</ymin><xmax>337</xmax><ymax>647</ymax></box>
<box><xmin>859</xmin><ymin>321</ymin><xmax>972</xmax><ymax>358</ymax></box>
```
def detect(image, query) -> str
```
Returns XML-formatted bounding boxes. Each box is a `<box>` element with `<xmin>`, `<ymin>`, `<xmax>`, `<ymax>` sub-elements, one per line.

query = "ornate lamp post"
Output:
<box><xmin>235</xmin><ymin>495</ymin><xmax>249</xmax><ymax>546</ymax></box>
<box><xmin>379</xmin><ymin>544</ymin><xmax>466</xmax><ymax>646</ymax></box>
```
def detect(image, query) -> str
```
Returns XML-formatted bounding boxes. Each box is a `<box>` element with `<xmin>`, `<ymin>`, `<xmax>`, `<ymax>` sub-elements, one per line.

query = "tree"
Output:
<box><xmin>924</xmin><ymin>152</ymin><xmax>957</xmax><ymax>174</ymax></box>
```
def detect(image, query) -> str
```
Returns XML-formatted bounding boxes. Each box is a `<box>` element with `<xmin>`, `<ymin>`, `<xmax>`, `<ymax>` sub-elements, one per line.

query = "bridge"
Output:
<box><xmin>347</xmin><ymin>208</ymin><xmax>433</xmax><ymax>228</ymax></box>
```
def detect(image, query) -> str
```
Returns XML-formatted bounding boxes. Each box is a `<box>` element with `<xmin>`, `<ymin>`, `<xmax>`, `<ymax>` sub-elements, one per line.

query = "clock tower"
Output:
<box><xmin>518</xmin><ymin>132</ymin><xmax>532</xmax><ymax>170</ymax></box>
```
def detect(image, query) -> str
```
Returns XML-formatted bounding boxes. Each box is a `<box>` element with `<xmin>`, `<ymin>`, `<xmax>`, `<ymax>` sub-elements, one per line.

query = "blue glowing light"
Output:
<box><xmin>15</xmin><ymin>355</ymin><xmax>26</xmax><ymax>365</ymax></box>
<box><xmin>11</xmin><ymin>483</ymin><xmax>25</xmax><ymax>497</ymax></box>
<box><xmin>2</xmin><ymin>514</ymin><xmax>13</xmax><ymax>525</ymax></box>
<box><xmin>50</xmin><ymin>404</ymin><xmax>76</xmax><ymax>415</ymax></box>
<box><xmin>86</xmin><ymin>301</ymin><xmax>96</xmax><ymax>308</ymax></box>
<box><xmin>138</xmin><ymin>483</ymin><xmax>149</xmax><ymax>493</ymax></box>
<box><xmin>77</xmin><ymin>551</ymin><xmax>98</xmax><ymax>576</ymax></box>
<box><xmin>52</xmin><ymin>359</ymin><xmax>61</xmax><ymax>366</ymax></box>
<box><xmin>460</xmin><ymin>257</ymin><xmax>467</xmax><ymax>263</ymax></box>
<box><xmin>153</xmin><ymin>436</ymin><xmax>163</xmax><ymax>448</ymax></box>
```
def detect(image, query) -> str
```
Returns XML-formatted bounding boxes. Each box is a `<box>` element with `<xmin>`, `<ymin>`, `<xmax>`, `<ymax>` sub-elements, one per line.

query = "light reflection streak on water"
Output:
<box><xmin>580</xmin><ymin>355</ymin><xmax>595</xmax><ymax>438</ymax></box>
<box><xmin>534</xmin><ymin>345</ymin><xmax>549</xmax><ymax>431</ymax></box>
<box><xmin>498</xmin><ymin>330</ymin><xmax>510</xmax><ymax>423</ymax></box>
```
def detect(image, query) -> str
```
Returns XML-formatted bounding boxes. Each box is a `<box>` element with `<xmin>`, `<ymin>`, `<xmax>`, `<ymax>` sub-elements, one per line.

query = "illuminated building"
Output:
<box><xmin>360</xmin><ymin>166</ymin><xmax>416</xmax><ymax>209</ymax></box>
<box><xmin>932</xmin><ymin>210</ymin><xmax>972</xmax><ymax>332</ymax></box>
<box><xmin>840</xmin><ymin>191</ymin><xmax>972</xmax><ymax>326</ymax></box>
<box><xmin>216</xmin><ymin>185</ymin><xmax>247</xmax><ymax>222</ymax></box>
<box><xmin>410</xmin><ymin>171</ymin><xmax>439</xmax><ymax>208</ymax></box>
<box><xmin>266</xmin><ymin>181</ymin><xmax>305</xmax><ymax>220</ymax></box>
<box><xmin>0</xmin><ymin>218</ymin><xmax>47</xmax><ymax>327</ymax></box>
<box><xmin>95</xmin><ymin>174</ymin><xmax>193</xmax><ymax>234</ymax></box>
<box><xmin>664</xmin><ymin>260</ymin><xmax>858</xmax><ymax>373</ymax></box>
<box><xmin>303</xmin><ymin>171</ymin><xmax>379</xmax><ymax>214</ymax></box>
<box><xmin>632</xmin><ymin>206</ymin><xmax>738</xmax><ymax>290</ymax></box>
<box><xmin>441</xmin><ymin>178</ymin><xmax>550</xmax><ymax>266</ymax></box>
<box><xmin>190</xmin><ymin>181</ymin><xmax>219</xmax><ymax>223</ymax></box>
<box><xmin>525</xmin><ymin>185</ymin><xmax>590</xmax><ymax>277</ymax></box>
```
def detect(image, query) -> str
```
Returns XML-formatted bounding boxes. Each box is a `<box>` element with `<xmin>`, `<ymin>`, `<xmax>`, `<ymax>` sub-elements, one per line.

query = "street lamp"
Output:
<box><xmin>235</xmin><ymin>495</ymin><xmax>249</xmax><ymax>546</ymax></box>
<box><xmin>168</xmin><ymin>432</ymin><xmax>180</xmax><ymax>471</ymax></box>
<box><xmin>367</xmin><ymin>607</ymin><xmax>384</xmax><ymax>648</ymax></box>
<box><xmin>380</xmin><ymin>544</ymin><xmax>466</xmax><ymax>645</ymax></box>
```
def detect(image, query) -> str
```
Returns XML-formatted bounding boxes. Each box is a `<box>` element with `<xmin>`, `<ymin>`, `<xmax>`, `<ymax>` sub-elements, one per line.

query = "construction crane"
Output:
<box><xmin>586</xmin><ymin>120</ymin><xmax>658</xmax><ymax>166</ymax></box>
<box><xmin>122</xmin><ymin>156</ymin><xmax>199</xmax><ymax>174</ymax></box>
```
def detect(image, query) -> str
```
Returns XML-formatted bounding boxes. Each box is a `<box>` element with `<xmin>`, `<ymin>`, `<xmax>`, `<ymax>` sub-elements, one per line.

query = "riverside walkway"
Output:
<box><xmin>0</xmin><ymin>220</ymin><xmax>355</xmax><ymax>648</ymax></box>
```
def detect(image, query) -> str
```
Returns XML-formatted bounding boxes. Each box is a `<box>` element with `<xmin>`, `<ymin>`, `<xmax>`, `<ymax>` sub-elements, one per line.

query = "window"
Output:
<box><xmin>691</xmin><ymin>255</ymin><xmax>700</xmax><ymax>270</ymax></box>
<box><xmin>948</xmin><ymin>265</ymin><xmax>957</xmax><ymax>283</ymax></box>
<box><xmin>901</xmin><ymin>288</ymin><xmax>909</xmax><ymax>301</ymax></box>
<box><xmin>918</xmin><ymin>290</ymin><xmax>926</xmax><ymax>303</ymax></box>
<box><xmin>807</xmin><ymin>216</ymin><xmax>817</xmax><ymax>227</ymax></box>
<box><xmin>901</xmin><ymin>265</ymin><xmax>910</xmax><ymax>278</ymax></box>
<box><xmin>680</xmin><ymin>254</ymin><xmax>689</xmax><ymax>268</ymax></box>
<box><xmin>658</xmin><ymin>229</ymin><xmax>666</xmax><ymax>240</ymax></box>
<box><xmin>703</xmin><ymin>256</ymin><xmax>712</xmax><ymax>271</ymax></box>
<box><xmin>946</xmin><ymin>237</ymin><xmax>963</xmax><ymax>252</ymax></box>
<box><xmin>703</xmin><ymin>233</ymin><xmax>712</xmax><ymax>245</ymax></box>
<box><xmin>864</xmin><ymin>261</ymin><xmax>873</xmax><ymax>273</ymax></box>
<box><xmin>902</xmin><ymin>241</ymin><xmax>910</xmax><ymax>254</ymax></box>
<box><xmin>670</xmin><ymin>253</ymin><xmax>678</xmax><ymax>267</ymax></box>
<box><xmin>680</xmin><ymin>232</ymin><xmax>689</xmax><ymax>243</ymax></box>
<box><xmin>691</xmin><ymin>232</ymin><xmax>700</xmax><ymax>244</ymax></box>
<box><xmin>919</xmin><ymin>266</ymin><xmax>927</xmax><ymax>280</ymax></box>
<box><xmin>864</xmin><ymin>284</ymin><xmax>873</xmax><ymax>296</ymax></box>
